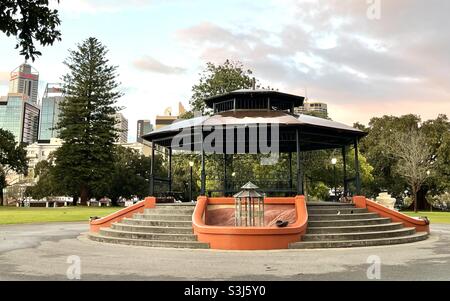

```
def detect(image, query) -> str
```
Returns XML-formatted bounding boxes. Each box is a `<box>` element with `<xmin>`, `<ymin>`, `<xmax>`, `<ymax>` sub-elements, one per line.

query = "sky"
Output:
<box><xmin>1</xmin><ymin>0</ymin><xmax>449</xmax><ymax>142</ymax></box>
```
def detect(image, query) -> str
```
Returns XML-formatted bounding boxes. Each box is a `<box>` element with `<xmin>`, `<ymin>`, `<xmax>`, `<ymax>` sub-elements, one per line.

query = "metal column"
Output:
<box><xmin>150</xmin><ymin>141</ymin><xmax>155</xmax><ymax>196</ymax></box>
<box><xmin>200</xmin><ymin>131</ymin><xmax>206</xmax><ymax>196</ymax></box>
<box><xmin>354</xmin><ymin>139</ymin><xmax>361</xmax><ymax>195</ymax></box>
<box><xmin>168</xmin><ymin>147</ymin><xmax>172</xmax><ymax>194</ymax></box>
<box><xmin>296</xmin><ymin>129</ymin><xmax>304</xmax><ymax>195</ymax></box>
<box><xmin>342</xmin><ymin>145</ymin><xmax>347</xmax><ymax>196</ymax></box>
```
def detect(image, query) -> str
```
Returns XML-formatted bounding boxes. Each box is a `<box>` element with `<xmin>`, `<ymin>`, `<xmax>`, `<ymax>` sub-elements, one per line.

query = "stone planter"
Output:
<box><xmin>375</xmin><ymin>192</ymin><xmax>396</xmax><ymax>210</ymax></box>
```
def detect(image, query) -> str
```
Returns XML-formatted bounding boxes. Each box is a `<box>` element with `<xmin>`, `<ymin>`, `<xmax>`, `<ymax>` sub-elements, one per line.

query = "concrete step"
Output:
<box><xmin>111</xmin><ymin>223</ymin><xmax>193</xmax><ymax>234</ymax></box>
<box><xmin>308</xmin><ymin>208</ymin><xmax>368</xmax><ymax>215</ymax></box>
<box><xmin>156</xmin><ymin>203</ymin><xmax>196</xmax><ymax>207</ymax></box>
<box><xmin>289</xmin><ymin>232</ymin><xmax>429</xmax><ymax>249</ymax></box>
<box><xmin>306</xmin><ymin>222</ymin><xmax>404</xmax><ymax>234</ymax></box>
<box><xmin>121</xmin><ymin>218</ymin><xmax>193</xmax><ymax>228</ymax></box>
<box><xmin>308</xmin><ymin>212</ymin><xmax>380</xmax><ymax>221</ymax></box>
<box><xmin>88</xmin><ymin>232</ymin><xmax>210</xmax><ymax>249</ymax></box>
<box><xmin>302</xmin><ymin>227</ymin><xmax>416</xmax><ymax>241</ymax></box>
<box><xmin>133</xmin><ymin>213</ymin><xmax>192</xmax><ymax>221</ymax></box>
<box><xmin>308</xmin><ymin>217</ymin><xmax>392</xmax><ymax>227</ymax></box>
<box><xmin>145</xmin><ymin>208</ymin><xmax>194</xmax><ymax>215</ymax></box>
<box><xmin>307</xmin><ymin>202</ymin><xmax>355</xmax><ymax>208</ymax></box>
<box><xmin>99</xmin><ymin>228</ymin><xmax>198</xmax><ymax>241</ymax></box>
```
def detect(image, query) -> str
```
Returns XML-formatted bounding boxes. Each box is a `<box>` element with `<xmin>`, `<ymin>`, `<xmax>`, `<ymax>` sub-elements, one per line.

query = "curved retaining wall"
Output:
<box><xmin>90</xmin><ymin>197</ymin><xmax>156</xmax><ymax>232</ymax></box>
<box><xmin>353</xmin><ymin>196</ymin><xmax>430</xmax><ymax>233</ymax></box>
<box><xmin>192</xmin><ymin>196</ymin><xmax>308</xmax><ymax>250</ymax></box>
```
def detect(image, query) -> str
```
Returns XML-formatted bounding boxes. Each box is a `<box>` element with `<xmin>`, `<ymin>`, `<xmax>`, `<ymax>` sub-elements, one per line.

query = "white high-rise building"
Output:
<box><xmin>9</xmin><ymin>63</ymin><xmax>39</xmax><ymax>105</ymax></box>
<box><xmin>294</xmin><ymin>100</ymin><xmax>328</xmax><ymax>119</ymax></box>
<box><xmin>114</xmin><ymin>112</ymin><xmax>128</xmax><ymax>143</ymax></box>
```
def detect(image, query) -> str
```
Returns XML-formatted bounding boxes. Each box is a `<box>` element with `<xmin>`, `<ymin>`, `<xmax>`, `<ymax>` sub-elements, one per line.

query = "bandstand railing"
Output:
<box><xmin>205</xmin><ymin>177</ymin><xmax>297</xmax><ymax>197</ymax></box>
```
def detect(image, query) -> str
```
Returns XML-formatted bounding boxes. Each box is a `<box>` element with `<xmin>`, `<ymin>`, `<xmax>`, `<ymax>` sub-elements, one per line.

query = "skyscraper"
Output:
<box><xmin>136</xmin><ymin>120</ymin><xmax>153</xmax><ymax>143</ymax></box>
<box><xmin>114</xmin><ymin>112</ymin><xmax>128</xmax><ymax>143</ymax></box>
<box><xmin>39</xmin><ymin>83</ymin><xmax>64</xmax><ymax>142</ymax></box>
<box><xmin>0</xmin><ymin>93</ymin><xmax>40</xmax><ymax>144</ymax></box>
<box><xmin>8</xmin><ymin>63</ymin><xmax>39</xmax><ymax>105</ymax></box>
<box><xmin>155</xmin><ymin>102</ymin><xmax>186</xmax><ymax>130</ymax></box>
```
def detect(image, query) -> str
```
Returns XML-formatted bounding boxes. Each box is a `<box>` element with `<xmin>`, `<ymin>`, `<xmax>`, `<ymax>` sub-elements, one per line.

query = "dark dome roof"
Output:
<box><xmin>143</xmin><ymin>110</ymin><xmax>365</xmax><ymax>140</ymax></box>
<box><xmin>204</xmin><ymin>89</ymin><xmax>305</xmax><ymax>109</ymax></box>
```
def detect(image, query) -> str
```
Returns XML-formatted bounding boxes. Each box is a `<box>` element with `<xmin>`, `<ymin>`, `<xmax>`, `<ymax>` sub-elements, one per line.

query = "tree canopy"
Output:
<box><xmin>0</xmin><ymin>0</ymin><xmax>62</xmax><ymax>61</ymax></box>
<box><xmin>0</xmin><ymin>129</ymin><xmax>28</xmax><ymax>205</ymax></box>
<box><xmin>186</xmin><ymin>59</ymin><xmax>256</xmax><ymax>116</ymax></box>
<box><xmin>53</xmin><ymin>37</ymin><xmax>122</xmax><ymax>205</ymax></box>
<box><xmin>356</xmin><ymin>114</ymin><xmax>450</xmax><ymax>210</ymax></box>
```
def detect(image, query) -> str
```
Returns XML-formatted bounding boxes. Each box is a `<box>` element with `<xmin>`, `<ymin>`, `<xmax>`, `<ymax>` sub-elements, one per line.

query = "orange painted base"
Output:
<box><xmin>353</xmin><ymin>196</ymin><xmax>430</xmax><ymax>233</ymax></box>
<box><xmin>90</xmin><ymin>197</ymin><xmax>156</xmax><ymax>232</ymax></box>
<box><xmin>193</xmin><ymin>196</ymin><xmax>308</xmax><ymax>250</ymax></box>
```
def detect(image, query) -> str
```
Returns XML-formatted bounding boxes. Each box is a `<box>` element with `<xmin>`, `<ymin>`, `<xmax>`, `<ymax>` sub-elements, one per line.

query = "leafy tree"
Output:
<box><xmin>385</xmin><ymin>128</ymin><xmax>433</xmax><ymax>212</ymax></box>
<box><xmin>421</xmin><ymin>115</ymin><xmax>450</xmax><ymax>193</ymax></box>
<box><xmin>100</xmin><ymin>146</ymin><xmax>152</xmax><ymax>205</ymax></box>
<box><xmin>356</xmin><ymin>114</ymin><xmax>450</xmax><ymax>211</ymax></box>
<box><xmin>0</xmin><ymin>129</ymin><xmax>28</xmax><ymax>205</ymax></box>
<box><xmin>53</xmin><ymin>37</ymin><xmax>122</xmax><ymax>205</ymax></box>
<box><xmin>356</xmin><ymin>115</ymin><xmax>421</xmax><ymax>199</ymax></box>
<box><xmin>0</xmin><ymin>0</ymin><xmax>62</xmax><ymax>61</ymax></box>
<box><xmin>28</xmin><ymin>147</ymin><xmax>158</xmax><ymax>205</ymax></box>
<box><xmin>188</xmin><ymin>59</ymin><xmax>256</xmax><ymax>115</ymax></box>
<box><xmin>25</xmin><ymin>158</ymin><xmax>63</xmax><ymax>199</ymax></box>
<box><xmin>302</xmin><ymin>149</ymin><xmax>374</xmax><ymax>199</ymax></box>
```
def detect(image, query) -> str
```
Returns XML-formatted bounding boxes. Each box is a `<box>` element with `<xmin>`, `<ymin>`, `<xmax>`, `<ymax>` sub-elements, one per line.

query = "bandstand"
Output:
<box><xmin>143</xmin><ymin>89</ymin><xmax>366</xmax><ymax>198</ymax></box>
<box><xmin>89</xmin><ymin>89</ymin><xmax>430</xmax><ymax>250</ymax></box>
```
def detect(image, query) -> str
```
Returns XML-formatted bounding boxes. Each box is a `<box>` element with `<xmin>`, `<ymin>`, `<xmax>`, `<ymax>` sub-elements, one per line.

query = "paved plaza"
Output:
<box><xmin>0</xmin><ymin>222</ymin><xmax>449</xmax><ymax>281</ymax></box>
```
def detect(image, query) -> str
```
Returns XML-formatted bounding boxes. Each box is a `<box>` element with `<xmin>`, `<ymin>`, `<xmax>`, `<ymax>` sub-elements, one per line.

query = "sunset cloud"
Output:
<box><xmin>133</xmin><ymin>56</ymin><xmax>186</xmax><ymax>75</ymax></box>
<box><xmin>176</xmin><ymin>0</ymin><xmax>450</xmax><ymax>123</ymax></box>
<box><xmin>1</xmin><ymin>0</ymin><xmax>448</xmax><ymax>142</ymax></box>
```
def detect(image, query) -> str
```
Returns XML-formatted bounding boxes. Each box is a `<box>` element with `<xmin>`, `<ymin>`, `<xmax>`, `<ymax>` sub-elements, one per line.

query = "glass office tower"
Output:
<box><xmin>0</xmin><ymin>93</ymin><xmax>40</xmax><ymax>144</ymax></box>
<box><xmin>38</xmin><ymin>83</ymin><xmax>64</xmax><ymax>142</ymax></box>
<box><xmin>136</xmin><ymin>120</ymin><xmax>153</xmax><ymax>143</ymax></box>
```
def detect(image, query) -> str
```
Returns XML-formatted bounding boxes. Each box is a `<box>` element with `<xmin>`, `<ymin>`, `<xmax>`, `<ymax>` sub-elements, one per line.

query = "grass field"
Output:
<box><xmin>0</xmin><ymin>206</ymin><xmax>119</xmax><ymax>225</ymax></box>
<box><xmin>401</xmin><ymin>211</ymin><xmax>450</xmax><ymax>224</ymax></box>
<box><xmin>1</xmin><ymin>206</ymin><xmax>449</xmax><ymax>225</ymax></box>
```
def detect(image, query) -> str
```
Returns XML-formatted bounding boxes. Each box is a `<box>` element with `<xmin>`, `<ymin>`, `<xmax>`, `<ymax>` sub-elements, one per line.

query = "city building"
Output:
<box><xmin>26</xmin><ymin>138</ymin><xmax>63</xmax><ymax>172</ymax></box>
<box><xmin>120</xmin><ymin>141</ymin><xmax>152</xmax><ymax>157</ymax></box>
<box><xmin>25</xmin><ymin>138</ymin><xmax>152</xmax><ymax>178</ymax></box>
<box><xmin>2</xmin><ymin>138</ymin><xmax>62</xmax><ymax>205</ymax></box>
<box><xmin>155</xmin><ymin>102</ymin><xmax>186</xmax><ymax>130</ymax></box>
<box><xmin>136</xmin><ymin>120</ymin><xmax>153</xmax><ymax>143</ymax></box>
<box><xmin>8</xmin><ymin>62</ymin><xmax>39</xmax><ymax>105</ymax></box>
<box><xmin>38</xmin><ymin>83</ymin><xmax>64</xmax><ymax>142</ymax></box>
<box><xmin>114</xmin><ymin>112</ymin><xmax>128</xmax><ymax>143</ymax></box>
<box><xmin>0</xmin><ymin>93</ymin><xmax>40</xmax><ymax>144</ymax></box>
<box><xmin>294</xmin><ymin>100</ymin><xmax>328</xmax><ymax>119</ymax></box>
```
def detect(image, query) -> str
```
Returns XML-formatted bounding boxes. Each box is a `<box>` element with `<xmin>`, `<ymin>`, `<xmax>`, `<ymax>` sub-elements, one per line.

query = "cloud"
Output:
<box><xmin>0</xmin><ymin>72</ymin><xmax>10</xmax><ymax>85</ymax></box>
<box><xmin>175</xmin><ymin>0</ymin><xmax>450</xmax><ymax>124</ymax></box>
<box><xmin>133</xmin><ymin>56</ymin><xmax>186</xmax><ymax>75</ymax></box>
<box><xmin>56</xmin><ymin>0</ymin><xmax>153</xmax><ymax>14</ymax></box>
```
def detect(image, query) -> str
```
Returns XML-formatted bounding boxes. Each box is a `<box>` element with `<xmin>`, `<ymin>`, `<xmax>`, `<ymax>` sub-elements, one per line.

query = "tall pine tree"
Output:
<box><xmin>54</xmin><ymin>37</ymin><xmax>122</xmax><ymax>205</ymax></box>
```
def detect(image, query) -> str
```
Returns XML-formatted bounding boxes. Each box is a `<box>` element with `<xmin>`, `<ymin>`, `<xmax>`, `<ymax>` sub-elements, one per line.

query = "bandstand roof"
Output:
<box><xmin>143</xmin><ymin>90</ymin><xmax>366</xmax><ymax>153</ymax></box>
<box><xmin>204</xmin><ymin>89</ymin><xmax>305</xmax><ymax>109</ymax></box>
<box><xmin>143</xmin><ymin>111</ymin><xmax>365</xmax><ymax>152</ymax></box>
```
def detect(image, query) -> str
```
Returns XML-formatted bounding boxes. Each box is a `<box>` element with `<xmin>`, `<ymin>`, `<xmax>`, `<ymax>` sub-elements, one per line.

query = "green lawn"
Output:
<box><xmin>2</xmin><ymin>206</ymin><xmax>449</xmax><ymax>225</ymax></box>
<box><xmin>401</xmin><ymin>211</ymin><xmax>450</xmax><ymax>224</ymax></box>
<box><xmin>0</xmin><ymin>206</ymin><xmax>119</xmax><ymax>225</ymax></box>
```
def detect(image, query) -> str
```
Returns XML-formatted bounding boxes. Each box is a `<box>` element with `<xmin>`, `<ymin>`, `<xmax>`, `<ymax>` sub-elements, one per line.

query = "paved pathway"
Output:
<box><xmin>0</xmin><ymin>222</ymin><xmax>449</xmax><ymax>280</ymax></box>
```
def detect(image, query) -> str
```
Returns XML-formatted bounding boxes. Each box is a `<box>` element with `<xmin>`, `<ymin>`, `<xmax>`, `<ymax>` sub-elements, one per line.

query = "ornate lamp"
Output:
<box><xmin>233</xmin><ymin>182</ymin><xmax>264</xmax><ymax>227</ymax></box>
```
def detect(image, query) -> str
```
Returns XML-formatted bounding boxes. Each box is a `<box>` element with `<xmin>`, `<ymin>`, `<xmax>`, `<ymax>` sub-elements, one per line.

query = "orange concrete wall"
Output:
<box><xmin>353</xmin><ymin>196</ymin><xmax>430</xmax><ymax>233</ymax></box>
<box><xmin>90</xmin><ymin>197</ymin><xmax>156</xmax><ymax>232</ymax></box>
<box><xmin>205</xmin><ymin>204</ymin><xmax>295</xmax><ymax>226</ymax></box>
<box><xmin>193</xmin><ymin>196</ymin><xmax>308</xmax><ymax>250</ymax></box>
